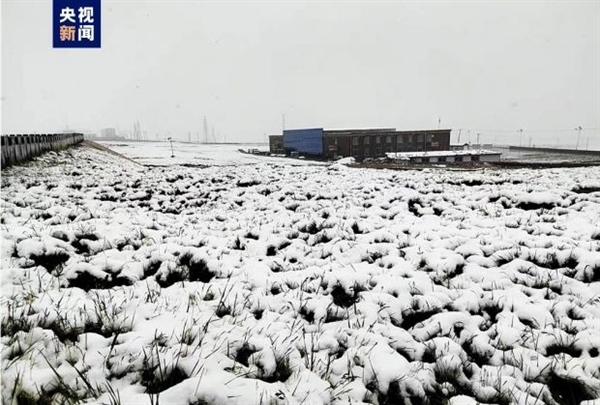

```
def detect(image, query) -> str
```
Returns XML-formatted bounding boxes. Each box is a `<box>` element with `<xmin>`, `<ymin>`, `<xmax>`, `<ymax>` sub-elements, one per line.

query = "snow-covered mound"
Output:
<box><xmin>335</xmin><ymin>157</ymin><xmax>356</xmax><ymax>165</ymax></box>
<box><xmin>1</xmin><ymin>146</ymin><xmax>600</xmax><ymax>404</ymax></box>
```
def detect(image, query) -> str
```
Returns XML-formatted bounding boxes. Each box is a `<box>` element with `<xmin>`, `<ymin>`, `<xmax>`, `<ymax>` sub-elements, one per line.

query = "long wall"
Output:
<box><xmin>508</xmin><ymin>145</ymin><xmax>600</xmax><ymax>156</ymax></box>
<box><xmin>1</xmin><ymin>133</ymin><xmax>84</xmax><ymax>168</ymax></box>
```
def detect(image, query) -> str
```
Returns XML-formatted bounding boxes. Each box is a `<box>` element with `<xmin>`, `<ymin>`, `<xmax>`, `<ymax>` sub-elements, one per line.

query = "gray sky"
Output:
<box><xmin>2</xmin><ymin>1</ymin><xmax>599</xmax><ymax>148</ymax></box>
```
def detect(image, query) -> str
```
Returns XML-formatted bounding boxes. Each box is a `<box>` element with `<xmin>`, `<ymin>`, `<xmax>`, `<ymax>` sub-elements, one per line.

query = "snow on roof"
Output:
<box><xmin>324</xmin><ymin>128</ymin><xmax>396</xmax><ymax>133</ymax></box>
<box><xmin>324</xmin><ymin>128</ymin><xmax>452</xmax><ymax>133</ymax></box>
<box><xmin>387</xmin><ymin>149</ymin><xmax>502</xmax><ymax>159</ymax></box>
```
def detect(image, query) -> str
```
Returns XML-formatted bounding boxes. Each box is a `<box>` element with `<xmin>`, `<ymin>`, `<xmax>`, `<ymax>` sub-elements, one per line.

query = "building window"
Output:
<box><xmin>472</xmin><ymin>155</ymin><xmax>480</xmax><ymax>162</ymax></box>
<box><xmin>352</xmin><ymin>137</ymin><xmax>359</xmax><ymax>146</ymax></box>
<box><xmin>376</xmin><ymin>136</ymin><xmax>381</xmax><ymax>144</ymax></box>
<box><xmin>397</xmin><ymin>136</ymin><xmax>403</xmax><ymax>144</ymax></box>
<box><xmin>439</xmin><ymin>157</ymin><xmax>446</xmax><ymax>163</ymax></box>
<box><xmin>386</xmin><ymin>136</ymin><xmax>392</xmax><ymax>143</ymax></box>
<box><xmin>364</xmin><ymin>137</ymin><xmax>370</xmax><ymax>145</ymax></box>
<box><xmin>418</xmin><ymin>134</ymin><xmax>424</xmax><ymax>143</ymax></box>
<box><xmin>455</xmin><ymin>156</ymin><xmax>463</xmax><ymax>162</ymax></box>
<box><xmin>364</xmin><ymin>148</ymin><xmax>370</xmax><ymax>156</ymax></box>
<box><xmin>408</xmin><ymin>135</ymin><xmax>413</xmax><ymax>143</ymax></box>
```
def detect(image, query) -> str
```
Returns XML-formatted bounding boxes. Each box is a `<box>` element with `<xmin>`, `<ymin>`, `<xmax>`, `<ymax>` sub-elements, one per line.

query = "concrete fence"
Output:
<box><xmin>1</xmin><ymin>133</ymin><xmax>84</xmax><ymax>168</ymax></box>
<box><xmin>508</xmin><ymin>145</ymin><xmax>600</xmax><ymax>156</ymax></box>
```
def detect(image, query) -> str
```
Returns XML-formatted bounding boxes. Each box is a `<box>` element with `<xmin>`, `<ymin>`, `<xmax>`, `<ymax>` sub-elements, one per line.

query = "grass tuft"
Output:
<box><xmin>546</xmin><ymin>371</ymin><xmax>595</xmax><ymax>405</ymax></box>
<box><xmin>330</xmin><ymin>283</ymin><xmax>365</xmax><ymax>308</ymax></box>
<box><xmin>29</xmin><ymin>251</ymin><xmax>70</xmax><ymax>273</ymax></box>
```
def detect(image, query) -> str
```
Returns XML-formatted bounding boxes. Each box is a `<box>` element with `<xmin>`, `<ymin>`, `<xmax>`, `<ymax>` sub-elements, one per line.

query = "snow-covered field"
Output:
<box><xmin>96</xmin><ymin>141</ymin><xmax>324</xmax><ymax>167</ymax></box>
<box><xmin>1</xmin><ymin>145</ymin><xmax>600</xmax><ymax>405</ymax></box>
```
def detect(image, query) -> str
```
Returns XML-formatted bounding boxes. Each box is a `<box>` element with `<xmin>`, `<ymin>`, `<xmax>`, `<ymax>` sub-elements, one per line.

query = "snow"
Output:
<box><xmin>335</xmin><ymin>157</ymin><xmax>356</xmax><ymax>165</ymax></box>
<box><xmin>97</xmin><ymin>141</ymin><xmax>326</xmax><ymax>167</ymax></box>
<box><xmin>387</xmin><ymin>149</ymin><xmax>502</xmax><ymax>159</ymax></box>
<box><xmin>1</xmin><ymin>145</ymin><xmax>600</xmax><ymax>404</ymax></box>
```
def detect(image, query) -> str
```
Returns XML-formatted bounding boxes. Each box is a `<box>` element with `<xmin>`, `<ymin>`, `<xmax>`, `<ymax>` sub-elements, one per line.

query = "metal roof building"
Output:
<box><xmin>270</xmin><ymin>127</ymin><xmax>452</xmax><ymax>160</ymax></box>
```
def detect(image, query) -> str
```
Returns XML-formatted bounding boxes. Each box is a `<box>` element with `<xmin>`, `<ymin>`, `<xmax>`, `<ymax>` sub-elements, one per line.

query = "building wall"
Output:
<box><xmin>283</xmin><ymin>128</ymin><xmax>324</xmax><ymax>155</ymax></box>
<box><xmin>323</xmin><ymin>129</ymin><xmax>394</xmax><ymax>159</ymax></box>
<box><xmin>406</xmin><ymin>153</ymin><xmax>500</xmax><ymax>164</ymax></box>
<box><xmin>1</xmin><ymin>133</ymin><xmax>84</xmax><ymax>168</ymax></box>
<box><xmin>323</xmin><ymin>129</ymin><xmax>451</xmax><ymax>160</ymax></box>
<box><xmin>269</xmin><ymin>135</ymin><xmax>284</xmax><ymax>154</ymax></box>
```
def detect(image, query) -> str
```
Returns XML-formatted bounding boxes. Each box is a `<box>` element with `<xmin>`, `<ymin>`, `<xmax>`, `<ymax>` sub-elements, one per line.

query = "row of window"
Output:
<box><xmin>349</xmin><ymin>134</ymin><xmax>435</xmax><ymax>146</ymax></box>
<box><xmin>415</xmin><ymin>155</ymin><xmax>479</xmax><ymax>163</ymax></box>
<box><xmin>362</xmin><ymin>147</ymin><xmax>427</xmax><ymax>157</ymax></box>
<box><xmin>325</xmin><ymin>144</ymin><xmax>440</xmax><ymax>157</ymax></box>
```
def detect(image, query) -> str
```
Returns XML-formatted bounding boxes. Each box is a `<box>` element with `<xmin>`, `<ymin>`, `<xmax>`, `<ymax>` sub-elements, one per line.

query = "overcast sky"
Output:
<box><xmin>2</xmin><ymin>1</ymin><xmax>599</xmax><ymax>148</ymax></box>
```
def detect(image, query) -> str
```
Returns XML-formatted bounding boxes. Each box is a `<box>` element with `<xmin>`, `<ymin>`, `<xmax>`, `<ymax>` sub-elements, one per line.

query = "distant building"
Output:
<box><xmin>100</xmin><ymin>128</ymin><xmax>126</xmax><ymax>141</ymax></box>
<box><xmin>450</xmin><ymin>143</ymin><xmax>470</xmax><ymax>151</ymax></box>
<box><xmin>100</xmin><ymin>128</ymin><xmax>117</xmax><ymax>139</ymax></box>
<box><xmin>101</xmin><ymin>128</ymin><xmax>117</xmax><ymax>138</ymax></box>
<box><xmin>61</xmin><ymin>129</ymin><xmax>97</xmax><ymax>140</ymax></box>
<box><xmin>269</xmin><ymin>127</ymin><xmax>451</xmax><ymax>160</ymax></box>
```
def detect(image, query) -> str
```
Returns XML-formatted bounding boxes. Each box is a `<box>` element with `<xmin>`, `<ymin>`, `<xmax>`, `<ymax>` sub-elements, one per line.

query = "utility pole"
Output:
<box><xmin>282</xmin><ymin>114</ymin><xmax>286</xmax><ymax>132</ymax></box>
<box><xmin>134</xmin><ymin>121</ymin><xmax>142</xmax><ymax>140</ymax></box>
<box><xmin>477</xmin><ymin>133</ymin><xmax>481</xmax><ymax>146</ymax></box>
<box><xmin>518</xmin><ymin>129</ymin><xmax>523</xmax><ymax>147</ymax></box>
<box><xmin>529</xmin><ymin>136</ymin><xmax>532</xmax><ymax>148</ymax></box>
<box><xmin>457</xmin><ymin>129</ymin><xmax>462</xmax><ymax>144</ymax></box>
<box><xmin>437</xmin><ymin>117</ymin><xmax>441</xmax><ymax>129</ymax></box>
<box><xmin>167</xmin><ymin>136</ymin><xmax>174</xmax><ymax>157</ymax></box>
<box><xmin>575</xmin><ymin>126</ymin><xmax>582</xmax><ymax>150</ymax></box>
<box><xmin>203</xmin><ymin>117</ymin><xmax>209</xmax><ymax>144</ymax></box>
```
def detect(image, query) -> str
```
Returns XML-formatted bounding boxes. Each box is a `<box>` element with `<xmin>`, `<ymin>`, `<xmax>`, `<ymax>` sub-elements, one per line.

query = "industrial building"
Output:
<box><xmin>268</xmin><ymin>128</ymin><xmax>451</xmax><ymax>160</ymax></box>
